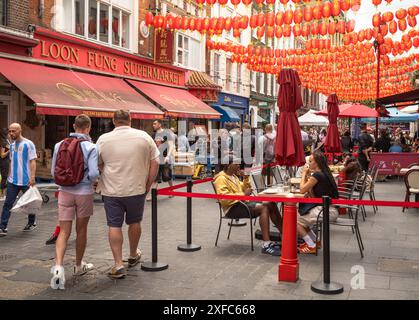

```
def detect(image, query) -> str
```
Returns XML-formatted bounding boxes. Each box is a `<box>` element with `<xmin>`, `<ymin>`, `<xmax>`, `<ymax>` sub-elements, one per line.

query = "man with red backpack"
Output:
<box><xmin>49</xmin><ymin>114</ymin><xmax>99</xmax><ymax>290</ymax></box>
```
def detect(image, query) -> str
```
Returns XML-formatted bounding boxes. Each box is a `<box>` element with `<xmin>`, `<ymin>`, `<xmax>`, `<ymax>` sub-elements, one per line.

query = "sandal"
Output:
<box><xmin>298</xmin><ymin>243</ymin><xmax>316</xmax><ymax>254</ymax></box>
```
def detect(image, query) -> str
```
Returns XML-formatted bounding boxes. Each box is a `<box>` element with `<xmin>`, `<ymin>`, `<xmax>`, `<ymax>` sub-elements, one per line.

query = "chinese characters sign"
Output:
<box><xmin>154</xmin><ymin>29</ymin><xmax>174</xmax><ymax>65</ymax></box>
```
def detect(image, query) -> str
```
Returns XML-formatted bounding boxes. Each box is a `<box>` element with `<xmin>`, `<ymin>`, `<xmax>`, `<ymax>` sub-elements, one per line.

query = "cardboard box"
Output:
<box><xmin>173</xmin><ymin>166</ymin><xmax>183</xmax><ymax>176</ymax></box>
<box><xmin>182</xmin><ymin>166</ymin><xmax>195</xmax><ymax>176</ymax></box>
<box><xmin>174</xmin><ymin>152</ymin><xmax>195</xmax><ymax>163</ymax></box>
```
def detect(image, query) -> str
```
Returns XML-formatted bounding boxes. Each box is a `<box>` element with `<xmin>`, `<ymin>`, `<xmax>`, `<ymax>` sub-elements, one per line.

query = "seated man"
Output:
<box><xmin>213</xmin><ymin>156</ymin><xmax>282</xmax><ymax>256</ymax></box>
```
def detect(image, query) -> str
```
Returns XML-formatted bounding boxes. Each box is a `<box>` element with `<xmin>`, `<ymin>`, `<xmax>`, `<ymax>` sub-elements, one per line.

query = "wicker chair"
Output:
<box><xmin>402</xmin><ymin>169</ymin><xmax>419</xmax><ymax>212</ymax></box>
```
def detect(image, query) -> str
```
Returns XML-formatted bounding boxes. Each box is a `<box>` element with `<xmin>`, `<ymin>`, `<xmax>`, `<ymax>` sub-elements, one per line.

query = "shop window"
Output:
<box><xmin>226</xmin><ymin>58</ymin><xmax>232</xmax><ymax>92</ymax></box>
<box><xmin>1</xmin><ymin>0</ymin><xmax>7</xmax><ymax>26</ymax></box>
<box><xmin>88</xmin><ymin>0</ymin><xmax>98</xmax><ymax>40</ymax></box>
<box><xmin>75</xmin><ymin>0</ymin><xmax>85</xmax><ymax>36</ymax></box>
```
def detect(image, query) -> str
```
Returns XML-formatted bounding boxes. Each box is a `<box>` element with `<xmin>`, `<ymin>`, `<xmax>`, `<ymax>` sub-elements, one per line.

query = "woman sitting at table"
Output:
<box><xmin>297</xmin><ymin>151</ymin><xmax>339</xmax><ymax>254</ymax></box>
<box><xmin>213</xmin><ymin>156</ymin><xmax>282</xmax><ymax>256</ymax></box>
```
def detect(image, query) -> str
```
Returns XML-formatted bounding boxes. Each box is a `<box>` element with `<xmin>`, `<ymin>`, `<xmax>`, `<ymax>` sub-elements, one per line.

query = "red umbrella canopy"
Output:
<box><xmin>316</xmin><ymin>103</ymin><xmax>380</xmax><ymax>118</ymax></box>
<box><xmin>275</xmin><ymin>68</ymin><xmax>306</xmax><ymax>167</ymax></box>
<box><xmin>324</xmin><ymin>94</ymin><xmax>342</xmax><ymax>153</ymax></box>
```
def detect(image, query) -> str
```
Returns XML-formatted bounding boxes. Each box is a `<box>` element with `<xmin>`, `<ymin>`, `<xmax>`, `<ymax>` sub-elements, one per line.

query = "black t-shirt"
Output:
<box><xmin>374</xmin><ymin>137</ymin><xmax>391</xmax><ymax>152</ymax></box>
<box><xmin>358</xmin><ymin>132</ymin><xmax>374</xmax><ymax>152</ymax></box>
<box><xmin>0</xmin><ymin>140</ymin><xmax>10</xmax><ymax>164</ymax></box>
<box><xmin>312</xmin><ymin>172</ymin><xmax>338</xmax><ymax>199</ymax></box>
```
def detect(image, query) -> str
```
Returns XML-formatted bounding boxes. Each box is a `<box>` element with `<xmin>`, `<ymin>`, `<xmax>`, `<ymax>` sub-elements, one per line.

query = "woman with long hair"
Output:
<box><xmin>297</xmin><ymin>151</ymin><xmax>339</xmax><ymax>254</ymax></box>
<box><xmin>0</xmin><ymin>128</ymin><xmax>10</xmax><ymax>200</ymax></box>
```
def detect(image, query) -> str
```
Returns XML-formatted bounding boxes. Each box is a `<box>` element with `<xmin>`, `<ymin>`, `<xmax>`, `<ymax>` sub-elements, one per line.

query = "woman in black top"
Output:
<box><xmin>297</xmin><ymin>151</ymin><xmax>339</xmax><ymax>254</ymax></box>
<box><xmin>0</xmin><ymin>128</ymin><xmax>10</xmax><ymax>200</ymax></box>
<box><xmin>374</xmin><ymin>129</ymin><xmax>391</xmax><ymax>153</ymax></box>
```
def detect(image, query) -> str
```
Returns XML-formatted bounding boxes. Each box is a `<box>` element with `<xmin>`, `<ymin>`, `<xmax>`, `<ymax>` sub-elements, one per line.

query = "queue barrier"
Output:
<box><xmin>144</xmin><ymin>177</ymin><xmax>419</xmax><ymax>294</ymax></box>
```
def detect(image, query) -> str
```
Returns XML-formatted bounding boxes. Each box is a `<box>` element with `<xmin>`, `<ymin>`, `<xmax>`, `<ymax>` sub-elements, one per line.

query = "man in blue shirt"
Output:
<box><xmin>0</xmin><ymin>123</ymin><xmax>37</xmax><ymax>236</ymax></box>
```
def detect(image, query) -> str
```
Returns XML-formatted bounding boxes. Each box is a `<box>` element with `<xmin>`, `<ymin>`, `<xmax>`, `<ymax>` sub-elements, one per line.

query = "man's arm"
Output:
<box><xmin>146</xmin><ymin>158</ymin><xmax>159</xmax><ymax>193</ymax></box>
<box><xmin>29</xmin><ymin>159</ymin><xmax>36</xmax><ymax>186</ymax></box>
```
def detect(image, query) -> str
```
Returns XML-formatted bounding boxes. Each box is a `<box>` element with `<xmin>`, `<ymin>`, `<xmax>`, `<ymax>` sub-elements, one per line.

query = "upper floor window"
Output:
<box><xmin>236</xmin><ymin>64</ymin><xmax>241</xmax><ymax>94</ymax></box>
<box><xmin>0</xmin><ymin>0</ymin><xmax>7</xmax><ymax>26</ymax></box>
<box><xmin>213</xmin><ymin>53</ymin><xmax>221</xmax><ymax>85</ymax></box>
<box><xmin>64</xmin><ymin>0</ymin><xmax>130</xmax><ymax>49</ymax></box>
<box><xmin>226</xmin><ymin>57</ymin><xmax>232</xmax><ymax>91</ymax></box>
<box><xmin>176</xmin><ymin>33</ymin><xmax>200</xmax><ymax>70</ymax></box>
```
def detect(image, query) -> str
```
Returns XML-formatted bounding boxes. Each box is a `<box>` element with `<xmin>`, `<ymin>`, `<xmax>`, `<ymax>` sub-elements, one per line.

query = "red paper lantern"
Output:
<box><xmin>275</xmin><ymin>26</ymin><xmax>283</xmax><ymax>38</ymax></box>
<box><xmin>372</xmin><ymin>0</ymin><xmax>382</xmax><ymax>7</ymax></box>
<box><xmin>396</xmin><ymin>8</ymin><xmax>407</xmax><ymax>20</ymax></box>
<box><xmin>283</xmin><ymin>24</ymin><xmax>291</xmax><ymax>37</ymax></box>
<box><xmin>257</xmin><ymin>13</ymin><xmax>265</xmax><ymax>27</ymax></box>
<box><xmin>302</xmin><ymin>24</ymin><xmax>310</xmax><ymax>37</ymax></box>
<box><xmin>284</xmin><ymin>9</ymin><xmax>293</xmax><ymax>25</ymax></box>
<box><xmin>293</xmin><ymin>24</ymin><xmax>302</xmax><ymax>37</ymax></box>
<box><xmin>206</xmin><ymin>0</ymin><xmax>216</xmax><ymax>5</ymax></box>
<box><xmin>266</xmin><ymin>26</ymin><xmax>274</xmax><ymax>38</ymax></box>
<box><xmin>340</xmin><ymin>0</ymin><xmax>350</xmax><ymax>12</ymax></box>
<box><xmin>304</xmin><ymin>6</ymin><xmax>313</xmax><ymax>22</ymax></box>
<box><xmin>219</xmin><ymin>0</ymin><xmax>228</xmax><ymax>5</ymax></box>
<box><xmin>266</xmin><ymin>12</ymin><xmax>275</xmax><ymax>27</ymax></box>
<box><xmin>337</xmin><ymin>20</ymin><xmax>346</xmax><ymax>34</ymax></box>
<box><xmin>389</xmin><ymin>20</ymin><xmax>397</xmax><ymax>34</ymax></box>
<box><xmin>408</xmin><ymin>16</ymin><xmax>417</xmax><ymax>28</ymax></box>
<box><xmin>275</xmin><ymin>12</ymin><xmax>284</xmax><ymax>26</ymax></box>
<box><xmin>332</xmin><ymin>1</ymin><xmax>341</xmax><ymax>17</ymax></box>
<box><xmin>280</xmin><ymin>0</ymin><xmax>289</xmax><ymax>4</ymax></box>
<box><xmin>346</xmin><ymin>19</ymin><xmax>355</xmax><ymax>33</ymax></box>
<box><xmin>372</xmin><ymin>13</ymin><xmax>381</xmax><ymax>28</ymax></box>
<box><xmin>310</xmin><ymin>21</ymin><xmax>319</xmax><ymax>35</ymax></box>
<box><xmin>398</xmin><ymin>18</ymin><xmax>407</xmax><ymax>32</ymax></box>
<box><xmin>256</xmin><ymin>26</ymin><xmax>265</xmax><ymax>39</ymax></box>
<box><xmin>313</xmin><ymin>5</ymin><xmax>323</xmax><ymax>20</ymax></box>
<box><xmin>294</xmin><ymin>8</ymin><xmax>303</xmax><ymax>24</ymax></box>
<box><xmin>408</xmin><ymin>6</ymin><xmax>419</xmax><ymax>17</ymax></box>
<box><xmin>323</xmin><ymin>2</ymin><xmax>332</xmax><ymax>18</ymax></box>
<box><xmin>247</xmin><ymin>44</ymin><xmax>254</xmax><ymax>55</ymax></box>
<box><xmin>328</xmin><ymin>20</ymin><xmax>336</xmax><ymax>35</ymax></box>
<box><xmin>145</xmin><ymin>12</ymin><xmax>154</xmax><ymax>27</ymax></box>
<box><xmin>351</xmin><ymin>0</ymin><xmax>361</xmax><ymax>12</ymax></box>
<box><xmin>250</xmin><ymin>15</ymin><xmax>258</xmax><ymax>29</ymax></box>
<box><xmin>233</xmin><ymin>28</ymin><xmax>241</xmax><ymax>38</ymax></box>
<box><xmin>216</xmin><ymin>17</ymin><xmax>225</xmax><ymax>31</ymax></box>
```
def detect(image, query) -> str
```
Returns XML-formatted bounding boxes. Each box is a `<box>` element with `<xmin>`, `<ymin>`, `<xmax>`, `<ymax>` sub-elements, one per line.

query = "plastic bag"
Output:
<box><xmin>11</xmin><ymin>186</ymin><xmax>43</xmax><ymax>214</ymax></box>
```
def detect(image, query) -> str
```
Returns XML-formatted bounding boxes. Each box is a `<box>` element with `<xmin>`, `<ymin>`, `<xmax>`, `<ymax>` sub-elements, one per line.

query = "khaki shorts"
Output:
<box><xmin>58</xmin><ymin>191</ymin><xmax>94</xmax><ymax>221</ymax></box>
<box><xmin>297</xmin><ymin>205</ymin><xmax>338</xmax><ymax>229</ymax></box>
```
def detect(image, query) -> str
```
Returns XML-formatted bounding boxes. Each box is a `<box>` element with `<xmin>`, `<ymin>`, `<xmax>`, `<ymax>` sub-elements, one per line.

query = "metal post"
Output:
<box><xmin>375</xmin><ymin>40</ymin><xmax>381</xmax><ymax>139</ymax></box>
<box><xmin>178</xmin><ymin>179</ymin><xmax>201</xmax><ymax>252</ymax></box>
<box><xmin>311</xmin><ymin>196</ymin><xmax>343</xmax><ymax>294</ymax></box>
<box><xmin>141</xmin><ymin>188</ymin><xmax>169</xmax><ymax>271</ymax></box>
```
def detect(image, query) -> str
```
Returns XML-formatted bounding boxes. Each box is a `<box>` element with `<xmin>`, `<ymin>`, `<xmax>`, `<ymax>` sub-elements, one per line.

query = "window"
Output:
<box><xmin>236</xmin><ymin>64</ymin><xmax>241</xmax><ymax>94</ymax></box>
<box><xmin>88</xmin><ymin>0</ymin><xmax>98</xmax><ymax>40</ymax></box>
<box><xmin>99</xmin><ymin>2</ymin><xmax>109</xmax><ymax>43</ymax></box>
<box><xmin>75</xmin><ymin>0</ymin><xmax>85</xmax><ymax>36</ymax></box>
<box><xmin>267</xmin><ymin>74</ymin><xmax>271</xmax><ymax>96</ymax></box>
<box><xmin>226</xmin><ymin>58</ymin><xmax>232</xmax><ymax>91</ymax></box>
<box><xmin>260</xmin><ymin>73</ymin><xmax>265</xmax><ymax>95</ymax></box>
<box><xmin>251</xmin><ymin>71</ymin><xmax>256</xmax><ymax>92</ymax></box>
<box><xmin>214</xmin><ymin>53</ymin><xmax>221</xmax><ymax>85</ymax></box>
<box><xmin>176</xmin><ymin>33</ymin><xmax>200</xmax><ymax>69</ymax></box>
<box><xmin>65</xmin><ymin>0</ymin><xmax>130</xmax><ymax>49</ymax></box>
<box><xmin>0</xmin><ymin>0</ymin><xmax>6</xmax><ymax>26</ymax></box>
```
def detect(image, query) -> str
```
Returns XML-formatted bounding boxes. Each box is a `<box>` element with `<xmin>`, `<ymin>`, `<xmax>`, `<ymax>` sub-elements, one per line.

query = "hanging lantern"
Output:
<box><xmin>206</xmin><ymin>0</ymin><xmax>216</xmax><ymax>5</ymax></box>
<box><xmin>313</xmin><ymin>4</ymin><xmax>322</xmax><ymax>20</ymax></box>
<box><xmin>304</xmin><ymin>6</ymin><xmax>313</xmax><ymax>22</ymax></box>
<box><xmin>372</xmin><ymin>0</ymin><xmax>382</xmax><ymax>7</ymax></box>
<box><xmin>283</xmin><ymin>24</ymin><xmax>291</xmax><ymax>37</ymax></box>
<box><xmin>275</xmin><ymin>25</ymin><xmax>283</xmax><ymax>38</ymax></box>
<box><xmin>154</xmin><ymin>15</ymin><xmax>164</xmax><ymax>29</ymax></box>
<box><xmin>293</xmin><ymin>24</ymin><xmax>302</xmax><ymax>37</ymax></box>
<box><xmin>208</xmin><ymin>17</ymin><xmax>217</xmax><ymax>32</ymax></box>
<box><xmin>340</xmin><ymin>0</ymin><xmax>350</xmax><ymax>12</ymax></box>
<box><xmin>408</xmin><ymin>6</ymin><xmax>419</xmax><ymax>17</ymax></box>
<box><xmin>413</xmin><ymin>37</ymin><xmax>419</xmax><ymax>48</ymax></box>
<box><xmin>323</xmin><ymin>2</ymin><xmax>332</xmax><ymax>18</ymax></box>
<box><xmin>196</xmin><ymin>0</ymin><xmax>205</xmax><ymax>6</ymax></box>
<box><xmin>256</xmin><ymin>26</ymin><xmax>265</xmax><ymax>39</ymax></box>
<box><xmin>216</xmin><ymin>17</ymin><xmax>225</xmax><ymax>31</ymax></box>
<box><xmin>247</xmin><ymin>44</ymin><xmax>254</xmax><ymax>55</ymax></box>
<box><xmin>145</xmin><ymin>12</ymin><xmax>154</xmax><ymax>27</ymax></box>
<box><xmin>173</xmin><ymin>16</ymin><xmax>182</xmax><ymax>30</ymax></box>
<box><xmin>266</xmin><ymin>0</ymin><xmax>275</xmax><ymax>5</ymax></box>
<box><xmin>231</xmin><ymin>0</ymin><xmax>240</xmax><ymax>7</ymax></box>
<box><xmin>218</xmin><ymin>0</ymin><xmax>228</xmax><ymax>5</ymax></box>
<box><xmin>232</xmin><ymin>16</ymin><xmax>241</xmax><ymax>30</ymax></box>
<box><xmin>195</xmin><ymin>19</ymin><xmax>203</xmax><ymax>33</ymax></box>
<box><xmin>233</xmin><ymin>28</ymin><xmax>241</xmax><ymax>38</ymax></box>
<box><xmin>396</xmin><ymin>8</ymin><xmax>407</xmax><ymax>20</ymax></box>
<box><xmin>389</xmin><ymin>20</ymin><xmax>397</xmax><ymax>34</ymax></box>
<box><xmin>382</xmin><ymin>12</ymin><xmax>394</xmax><ymax>23</ymax></box>
<box><xmin>258</xmin><ymin>13</ymin><xmax>265</xmax><ymax>27</ymax></box>
<box><xmin>380</xmin><ymin>23</ymin><xmax>388</xmax><ymax>37</ymax></box>
<box><xmin>407</xmin><ymin>15</ymin><xmax>417</xmax><ymax>28</ymax></box>
<box><xmin>266</xmin><ymin>26</ymin><xmax>274</xmax><ymax>38</ymax></box>
<box><xmin>328</xmin><ymin>20</ymin><xmax>336</xmax><ymax>35</ymax></box>
<box><xmin>266</xmin><ymin>12</ymin><xmax>275</xmax><ymax>27</ymax></box>
<box><xmin>294</xmin><ymin>8</ymin><xmax>303</xmax><ymax>24</ymax></box>
<box><xmin>372</xmin><ymin>13</ymin><xmax>381</xmax><ymax>28</ymax></box>
<box><xmin>382</xmin><ymin>55</ymin><xmax>390</xmax><ymax>66</ymax></box>
<box><xmin>358</xmin><ymin>29</ymin><xmax>365</xmax><ymax>42</ymax></box>
<box><xmin>250</xmin><ymin>15</ymin><xmax>258</xmax><ymax>29</ymax></box>
<box><xmin>255</xmin><ymin>0</ymin><xmax>264</xmax><ymax>7</ymax></box>
<box><xmin>302</xmin><ymin>24</ymin><xmax>310</xmax><ymax>37</ymax></box>
<box><xmin>351</xmin><ymin>0</ymin><xmax>361</xmax><ymax>12</ymax></box>
<box><xmin>346</xmin><ymin>19</ymin><xmax>355</xmax><ymax>33</ymax></box>
<box><xmin>398</xmin><ymin>18</ymin><xmax>407</xmax><ymax>32</ymax></box>
<box><xmin>310</xmin><ymin>21</ymin><xmax>319</xmax><ymax>35</ymax></box>
<box><xmin>331</xmin><ymin>1</ymin><xmax>341</xmax><ymax>17</ymax></box>
<box><xmin>337</xmin><ymin>20</ymin><xmax>346</xmax><ymax>34</ymax></box>
<box><xmin>284</xmin><ymin>9</ymin><xmax>293</xmax><ymax>25</ymax></box>
<box><xmin>202</xmin><ymin>17</ymin><xmax>210</xmax><ymax>33</ymax></box>
<box><xmin>242</xmin><ymin>0</ymin><xmax>252</xmax><ymax>6</ymax></box>
<box><xmin>275</xmin><ymin>12</ymin><xmax>284</xmax><ymax>26</ymax></box>
<box><xmin>280</xmin><ymin>0</ymin><xmax>289</xmax><ymax>4</ymax></box>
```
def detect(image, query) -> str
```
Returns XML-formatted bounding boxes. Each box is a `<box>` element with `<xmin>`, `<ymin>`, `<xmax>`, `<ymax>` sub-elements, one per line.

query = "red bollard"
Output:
<box><xmin>278</xmin><ymin>201</ymin><xmax>299</xmax><ymax>282</ymax></box>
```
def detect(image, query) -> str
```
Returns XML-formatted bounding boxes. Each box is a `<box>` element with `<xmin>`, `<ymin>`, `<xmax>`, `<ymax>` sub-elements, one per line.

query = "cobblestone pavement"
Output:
<box><xmin>0</xmin><ymin>178</ymin><xmax>419</xmax><ymax>300</ymax></box>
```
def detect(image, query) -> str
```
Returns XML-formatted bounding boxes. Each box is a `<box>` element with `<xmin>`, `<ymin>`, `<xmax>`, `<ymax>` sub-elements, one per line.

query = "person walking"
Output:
<box><xmin>50</xmin><ymin>115</ymin><xmax>99</xmax><ymax>290</ymax></box>
<box><xmin>0</xmin><ymin>123</ymin><xmax>37</xmax><ymax>236</ymax></box>
<box><xmin>0</xmin><ymin>128</ymin><xmax>10</xmax><ymax>201</ymax></box>
<box><xmin>96</xmin><ymin>110</ymin><xmax>159</xmax><ymax>279</ymax></box>
<box><xmin>358</xmin><ymin>123</ymin><xmax>374</xmax><ymax>171</ymax></box>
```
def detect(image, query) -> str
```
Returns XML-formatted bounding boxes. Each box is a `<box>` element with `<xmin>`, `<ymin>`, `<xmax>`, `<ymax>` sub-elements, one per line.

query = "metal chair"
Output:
<box><xmin>211</xmin><ymin>181</ymin><xmax>256</xmax><ymax>250</ymax></box>
<box><xmin>366</xmin><ymin>162</ymin><xmax>384</xmax><ymax>214</ymax></box>
<box><xmin>250</xmin><ymin>171</ymin><xmax>267</xmax><ymax>192</ymax></box>
<box><xmin>272</xmin><ymin>166</ymin><xmax>284</xmax><ymax>185</ymax></box>
<box><xmin>402</xmin><ymin>169</ymin><xmax>419</xmax><ymax>212</ymax></box>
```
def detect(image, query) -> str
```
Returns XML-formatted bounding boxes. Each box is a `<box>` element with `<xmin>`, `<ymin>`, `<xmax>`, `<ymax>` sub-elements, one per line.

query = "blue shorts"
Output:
<box><xmin>103</xmin><ymin>194</ymin><xmax>146</xmax><ymax>228</ymax></box>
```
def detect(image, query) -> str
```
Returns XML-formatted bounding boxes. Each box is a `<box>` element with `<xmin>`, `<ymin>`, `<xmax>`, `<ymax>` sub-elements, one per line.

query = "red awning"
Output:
<box><xmin>126</xmin><ymin>79</ymin><xmax>221</xmax><ymax>119</ymax></box>
<box><xmin>0</xmin><ymin>58</ymin><xmax>164</xmax><ymax>119</ymax></box>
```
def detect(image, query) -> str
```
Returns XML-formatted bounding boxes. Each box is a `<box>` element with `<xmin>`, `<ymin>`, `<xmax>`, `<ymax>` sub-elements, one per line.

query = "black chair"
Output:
<box><xmin>211</xmin><ymin>181</ymin><xmax>256</xmax><ymax>250</ymax></box>
<box><xmin>272</xmin><ymin>166</ymin><xmax>284</xmax><ymax>185</ymax></box>
<box><xmin>250</xmin><ymin>171</ymin><xmax>267</xmax><ymax>192</ymax></box>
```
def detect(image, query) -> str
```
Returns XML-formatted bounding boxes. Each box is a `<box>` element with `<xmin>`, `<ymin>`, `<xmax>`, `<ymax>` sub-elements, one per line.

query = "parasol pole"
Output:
<box><xmin>374</xmin><ymin>39</ymin><xmax>380</xmax><ymax>139</ymax></box>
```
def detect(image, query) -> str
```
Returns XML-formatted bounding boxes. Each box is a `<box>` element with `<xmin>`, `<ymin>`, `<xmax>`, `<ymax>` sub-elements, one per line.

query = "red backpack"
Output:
<box><xmin>54</xmin><ymin>137</ymin><xmax>87</xmax><ymax>186</ymax></box>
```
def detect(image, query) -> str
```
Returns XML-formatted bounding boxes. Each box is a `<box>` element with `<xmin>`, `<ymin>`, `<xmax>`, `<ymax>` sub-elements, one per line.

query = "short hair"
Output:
<box><xmin>113</xmin><ymin>109</ymin><xmax>131</xmax><ymax>124</ymax></box>
<box><xmin>265</xmin><ymin>124</ymin><xmax>273</xmax><ymax>132</ymax></box>
<box><xmin>74</xmin><ymin>114</ymin><xmax>91</xmax><ymax>130</ymax></box>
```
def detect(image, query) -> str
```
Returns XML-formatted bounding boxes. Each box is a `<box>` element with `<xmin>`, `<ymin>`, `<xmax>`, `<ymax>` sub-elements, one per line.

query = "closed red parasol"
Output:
<box><xmin>275</xmin><ymin>68</ymin><xmax>306</xmax><ymax>167</ymax></box>
<box><xmin>324</xmin><ymin>94</ymin><xmax>342</xmax><ymax>153</ymax></box>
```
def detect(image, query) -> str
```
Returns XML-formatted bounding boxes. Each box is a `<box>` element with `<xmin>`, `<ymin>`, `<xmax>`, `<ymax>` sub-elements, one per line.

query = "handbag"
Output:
<box><xmin>298</xmin><ymin>202</ymin><xmax>318</xmax><ymax>216</ymax></box>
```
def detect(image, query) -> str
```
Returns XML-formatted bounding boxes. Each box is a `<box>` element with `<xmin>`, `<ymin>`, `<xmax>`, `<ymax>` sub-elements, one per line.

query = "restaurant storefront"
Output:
<box><xmin>0</xmin><ymin>26</ymin><xmax>220</xmax><ymax>148</ymax></box>
<box><xmin>212</xmin><ymin>92</ymin><xmax>249</xmax><ymax>128</ymax></box>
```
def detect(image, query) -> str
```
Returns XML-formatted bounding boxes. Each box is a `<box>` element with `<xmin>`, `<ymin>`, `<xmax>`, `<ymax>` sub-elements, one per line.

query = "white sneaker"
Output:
<box><xmin>0</xmin><ymin>196</ymin><xmax>5</xmax><ymax>201</ymax></box>
<box><xmin>50</xmin><ymin>265</ymin><xmax>65</xmax><ymax>290</ymax></box>
<box><xmin>73</xmin><ymin>261</ymin><xmax>94</xmax><ymax>276</ymax></box>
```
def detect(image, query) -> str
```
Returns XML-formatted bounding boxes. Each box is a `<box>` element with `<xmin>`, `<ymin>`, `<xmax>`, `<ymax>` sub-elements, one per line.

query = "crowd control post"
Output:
<box><xmin>141</xmin><ymin>188</ymin><xmax>169</xmax><ymax>271</ymax></box>
<box><xmin>311</xmin><ymin>196</ymin><xmax>344</xmax><ymax>294</ymax></box>
<box><xmin>178</xmin><ymin>179</ymin><xmax>201</xmax><ymax>252</ymax></box>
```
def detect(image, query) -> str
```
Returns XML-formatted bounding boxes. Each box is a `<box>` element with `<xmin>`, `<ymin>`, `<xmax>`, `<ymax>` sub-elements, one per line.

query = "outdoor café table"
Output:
<box><xmin>258</xmin><ymin>187</ymin><xmax>305</xmax><ymax>282</ymax></box>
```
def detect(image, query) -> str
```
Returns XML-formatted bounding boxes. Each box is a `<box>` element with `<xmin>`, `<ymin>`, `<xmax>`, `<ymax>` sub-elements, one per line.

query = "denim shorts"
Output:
<box><xmin>103</xmin><ymin>194</ymin><xmax>146</xmax><ymax>228</ymax></box>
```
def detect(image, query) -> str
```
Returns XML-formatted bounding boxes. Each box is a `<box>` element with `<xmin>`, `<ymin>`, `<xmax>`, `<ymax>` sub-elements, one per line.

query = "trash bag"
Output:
<box><xmin>11</xmin><ymin>187</ymin><xmax>43</xmax><ymax>214</ymax></box>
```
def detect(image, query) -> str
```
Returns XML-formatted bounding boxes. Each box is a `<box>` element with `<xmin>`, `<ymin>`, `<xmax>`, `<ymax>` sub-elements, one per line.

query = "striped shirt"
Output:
<box><xmin>8</xmin><ymin>138</ymin><xmax>37</xmax><ymax>186</ymax></box>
